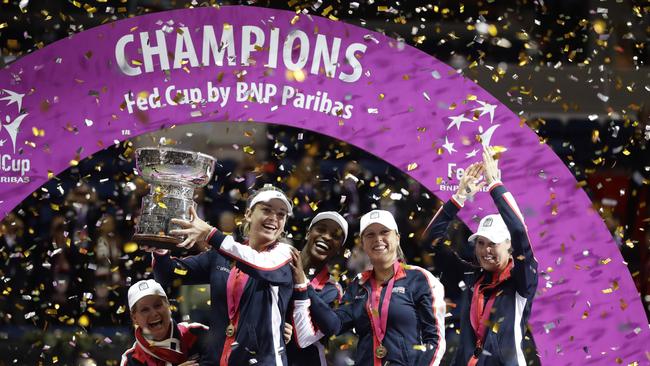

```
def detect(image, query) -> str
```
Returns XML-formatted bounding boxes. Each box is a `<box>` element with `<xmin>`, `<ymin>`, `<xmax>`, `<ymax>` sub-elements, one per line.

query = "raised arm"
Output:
<box><xmin>422</xmin><ymin>163</ymin><xmax>485</xmax><ymax>271</ymax></box>
<box><xmin>289</xmin><ymin>250</ymin><xmax>354</xmax><ymax>348</ymax></box>
<box><xmin>483</xmin><ymin>146</ymin><xmax>538</xmax><ymax>297</ymax></box>
<box><xmin>169</xmin><ymin>207</ymin><xmax>293</xmax><ymax>285</ymax></box>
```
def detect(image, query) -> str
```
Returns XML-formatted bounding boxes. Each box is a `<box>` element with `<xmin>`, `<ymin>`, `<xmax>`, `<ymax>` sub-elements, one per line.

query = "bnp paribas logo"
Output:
<box><xmin>0</xmin><ymin>89</ymin><xmax>31</xmax><ymax>183</ymax></box>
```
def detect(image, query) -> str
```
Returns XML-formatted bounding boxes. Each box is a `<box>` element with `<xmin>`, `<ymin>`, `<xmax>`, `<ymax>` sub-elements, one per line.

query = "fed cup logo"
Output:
<box><xmin>0</xmin><ymin>89</ymin><xmax>31</xmax><ymax>183</ymax></box>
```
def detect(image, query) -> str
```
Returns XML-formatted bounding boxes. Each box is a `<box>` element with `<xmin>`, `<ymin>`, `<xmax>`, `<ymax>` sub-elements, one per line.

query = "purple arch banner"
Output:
<box><xmin>0</xmin><ymin>6</ymin><xmax>647</xmax><ymax>365</ymax></box>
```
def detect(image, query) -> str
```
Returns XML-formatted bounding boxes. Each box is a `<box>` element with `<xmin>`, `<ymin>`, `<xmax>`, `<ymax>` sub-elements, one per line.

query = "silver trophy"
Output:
<box><xmin>133</xmin><ymin>147</ymin><xmax>216</xmax><ymax>250</ymax></box>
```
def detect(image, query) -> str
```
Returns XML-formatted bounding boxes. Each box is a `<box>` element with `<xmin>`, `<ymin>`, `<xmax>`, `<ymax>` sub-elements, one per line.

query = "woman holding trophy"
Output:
<box><xmin>151</xmin><ymin>185</ymin><xmax>295</xmax><ymax>366</ymax></box>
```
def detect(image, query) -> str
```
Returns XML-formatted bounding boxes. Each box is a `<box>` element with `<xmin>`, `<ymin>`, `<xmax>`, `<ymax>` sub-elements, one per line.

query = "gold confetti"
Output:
<box><xmin>290</xmin><ymin>15</ymin><xmax>300</xmax><ymax>25</ymax></box>
<box><xmin>174</xmin><ymin>268</ymin><xmax>188</xmax><ymax>276</ymax></box>
<box><xmin>123</xmin><ymin>242</ymin><xmax>138</xmax><ymax>254</ymax></box>
<box><xmin>593</xmin><ymin>20</ymin><xmax>607</xmax><ymax>35</ymax></box>
<box><xmin>592</xmin><ymin>130</ymin><xmax>600</xmax><ymax>143</ymax></box>
<box><xmin>32</xmin><ymin>127</ymin><xmax>45</xmax><ymax>137</ymax></box>
<box><xmin>243</xmin><ymin>146</ymin><xmax>255</xmax><ymax>155</ymax></box>
<box><xmin>78</xmin><ymin>314</ymin><xmax>90</xmax><ymax>327</ymax></box>
<box><xmin>492</xmin><ymin>322</ymin><xmax>500</xmax><ymax>333</ymax></box>
<box><xmin>407</xmin><ymin>163</ymin><xmax>418</xmax><ymax>171</ymax></box>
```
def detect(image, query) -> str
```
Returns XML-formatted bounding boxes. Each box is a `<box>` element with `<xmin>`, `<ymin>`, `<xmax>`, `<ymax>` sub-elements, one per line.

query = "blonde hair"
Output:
<box><xmin>241</xmin><ymin>185</ymin><xmax>289</xmax><ymax>238</ymax></box>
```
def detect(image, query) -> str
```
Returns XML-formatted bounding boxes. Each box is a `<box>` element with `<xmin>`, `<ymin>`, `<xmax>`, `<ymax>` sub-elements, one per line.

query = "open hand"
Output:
<box><xmin>289</xmin><ymin>248</ymin><xmax>308</xmax><ymax>285</ymax></box>
<box><xmin>456</xmin><ymin>162</ymin><xmax>486</xmax><ymax>197</ymax></box>
<box><xmin>169</xmin><ymin>206</ymin><xmax>213</xmax><ymax>251</ymax></box>
<box><xmin>482</xmin><ymin>145</ymin><xmax>501</xmax><ymax>185</ymax></box>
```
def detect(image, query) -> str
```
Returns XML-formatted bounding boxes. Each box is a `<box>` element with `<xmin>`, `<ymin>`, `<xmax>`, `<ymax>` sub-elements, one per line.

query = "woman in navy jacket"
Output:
<box><xmin>287</xmin><ymin>211</ymin><xmax>348</xmax><ymax>366</ymax></box>
<box><xmin>423</xmin><ymin>146</ymin><xmax>538</xmax><ymax>366</ymax></box>
<box><xmin>292</xmin><ymin>209</ymin><xmax>447</xmax><ymax>366</ymax></box>
<box><xmin>151</xmin><ymin>186</ymin><xmax>295</xmax><ymax>366</ymax></box>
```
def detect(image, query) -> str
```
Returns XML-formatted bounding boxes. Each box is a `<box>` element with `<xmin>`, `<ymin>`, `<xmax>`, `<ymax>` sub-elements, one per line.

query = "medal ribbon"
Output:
<box><xmin>220</xmin><ymin>264</ymin><xmax>250</xmax><ymax>366</ymax></box>
<box><xmin>366</xmin><ymin>261</ymin><xmax>400</xmax><ymax>365</ymax></box>
<box><xmin>467</xmin><ymin>260</ymin><xmax>513</xmax><ymax>366</ymax></box>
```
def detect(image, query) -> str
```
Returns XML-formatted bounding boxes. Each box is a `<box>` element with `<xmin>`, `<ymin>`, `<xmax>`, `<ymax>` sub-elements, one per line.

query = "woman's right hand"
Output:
<box><xmin>169</xmin><ymin>206</ymin><xmax>213</xmax><ymax>251</ymax></box>
<box><xmin>289</xmin><ymin>248</ymin><xmax>308</xmax><ymax>285</ymax></box>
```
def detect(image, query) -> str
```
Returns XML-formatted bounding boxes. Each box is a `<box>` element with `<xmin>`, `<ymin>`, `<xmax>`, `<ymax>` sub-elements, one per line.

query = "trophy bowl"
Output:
<box><xmin>132</xmin><ymin>147</ymin><xmax>216</xmax><ymax>250</ymax></box>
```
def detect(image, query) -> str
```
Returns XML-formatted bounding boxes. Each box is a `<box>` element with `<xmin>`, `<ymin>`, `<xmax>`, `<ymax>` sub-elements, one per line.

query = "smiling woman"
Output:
<box><xmin>122</xmin><ymin>279</ymin><xmax>210</xmax><ymax>365</ymax></box>
<box><xmin>152</xmin><ymin>184</ymin><xmax>296</xmax><ymax>366</ymax></box>
<box><xmin>291</xmin><ymin>209</ymin><xmax>447</xmax><ymax>366</ymax></box>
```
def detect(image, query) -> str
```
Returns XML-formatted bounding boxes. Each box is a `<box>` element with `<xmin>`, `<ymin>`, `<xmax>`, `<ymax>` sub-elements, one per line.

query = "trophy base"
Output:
<box><xmin>132</xmin><ymin>234</ymin><xmax>182</xmax><ymax>251</ymax></box>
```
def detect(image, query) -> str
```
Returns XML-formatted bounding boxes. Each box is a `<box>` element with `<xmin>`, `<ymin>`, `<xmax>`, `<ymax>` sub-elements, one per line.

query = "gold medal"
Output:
<box><xmin>375</xmin><ymin>344</ymin><xmax>387</xmax><ymax>359</ymax></box>
<box><xmin>225</xmin><ymin>323</ymin><xmax>235</xmax><ymax>337</ymax></box>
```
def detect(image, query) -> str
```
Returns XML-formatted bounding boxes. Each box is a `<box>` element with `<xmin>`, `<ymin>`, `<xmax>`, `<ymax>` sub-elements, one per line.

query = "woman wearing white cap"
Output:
<box><xmin>121</xmin><ymin>279</ymin><xmax>210</xmax><ymax>366</ymax></box>
<box><xmin>423</xmin><ymin>146</ymin><xmax>538</xmax><ymax>366</ymax></box>
<box><xmin>291</xmin><ymin>209</ymin><xmax>447</xmax><ymax>366</ymax></box>
<box><xmin>151</xmin><ymin>186</ymin><xmax>295</xmax><ymax>366</ymax></box>
<box><xmin>286</xmin><ymin>211</ymin><xmax>348</xmax><ymax>365</ymax></box>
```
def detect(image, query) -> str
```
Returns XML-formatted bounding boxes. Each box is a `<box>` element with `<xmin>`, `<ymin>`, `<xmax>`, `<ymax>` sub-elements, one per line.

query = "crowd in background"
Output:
<box><xmin>0</xmin><ymin>121</ymin><xmax>646</xmax><ymax>365</ymax></box>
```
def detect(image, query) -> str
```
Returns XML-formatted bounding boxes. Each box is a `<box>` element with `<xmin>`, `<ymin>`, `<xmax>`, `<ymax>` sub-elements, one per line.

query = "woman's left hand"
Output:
<box><xmin>284</xmin><ymin>322</ymin><xmax>293</xmax><ymax>344</ymax></box>
<box><xmin>289</xmin><ymin>248</ymin><xmax>308</xmax><ymax>284</ymax></box>
<box><xmin>169</xmin><ymin>206</ymin><xmax>213</xmax><ymax>251</ymax></box>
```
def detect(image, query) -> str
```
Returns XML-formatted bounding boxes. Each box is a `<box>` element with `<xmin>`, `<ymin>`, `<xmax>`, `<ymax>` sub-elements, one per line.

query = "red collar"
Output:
<box><xmin>359</xmin><ymin>260</ymin><xmax>407</xmax><ymax>285</ymax></box>
<box><xmin>310</xmin><ymin>265</ymin><xmax>331</xmax><ymax>290</ymax></box>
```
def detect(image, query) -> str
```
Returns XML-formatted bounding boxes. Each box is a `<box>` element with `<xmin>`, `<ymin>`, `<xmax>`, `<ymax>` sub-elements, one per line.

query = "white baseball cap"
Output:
<box><xmin>309</xmin><ymin>211</ymin><xmax>349</xmax><ymax>243</ymax></box>
<box><xmin>249</xmin><ymin>189</ymin><xmax>293</xmax><ymax>215</ymax></box>
<box><xmin>468</xmin><ymin>214</ymin><xmax>511</xmax><ymax>244</ymax></box>
<box><xmin>128</xmin><ymin>279</ymin><xmax>167</xmax><ymax>310</ymax></box>
<box><xmin>360</xmin><ymin>210</ymin><xmax>399</xmax><ymax>235</ymax></box>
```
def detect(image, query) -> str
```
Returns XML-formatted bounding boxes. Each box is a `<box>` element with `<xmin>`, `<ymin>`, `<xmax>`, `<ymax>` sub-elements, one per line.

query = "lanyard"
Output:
<box><xmin>227</xmin><ymin>266</ymin><xmax>249</xmax><ymax>322</ymax></box>
<box><xmin>468</xmin><ymin>261</ymin><xmax>513</xmax><ymax>366</ymax></box>
<box><xmin>366</xmin><ymin>261</ymin><xmax>400</xmax><ymax>361</ymax></box>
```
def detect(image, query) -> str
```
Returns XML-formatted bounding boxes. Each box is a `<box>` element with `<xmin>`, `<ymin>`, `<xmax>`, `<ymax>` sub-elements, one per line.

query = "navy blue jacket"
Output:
<box><xmin>286</xmin><ymin>265</ymin><xmax>342</xmax><ymax>366</ymax></box>
<box><xmin>423</xmin><ymin>183</ymin><xmax>538</xmax><ymax>366</ymax></box>
<box><xmin>153</xmin><ymin>230</ymin><xmax>294</xmax><ymax>366</ymax></box>
<box><xmin>293</xmin><ymin>262</ymin><xmax>446</xmax><ymax>366</ymax></box>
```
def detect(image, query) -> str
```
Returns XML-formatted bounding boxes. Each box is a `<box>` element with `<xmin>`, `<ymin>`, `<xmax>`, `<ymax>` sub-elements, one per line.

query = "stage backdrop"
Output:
<box><xmin>0</xmin><ymin>6</ymin><xmax>647</xmax><ymax>365</ymax></box>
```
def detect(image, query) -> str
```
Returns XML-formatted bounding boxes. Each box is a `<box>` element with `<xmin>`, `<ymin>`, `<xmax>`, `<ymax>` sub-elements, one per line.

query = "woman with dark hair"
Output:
<box><xmin>151</xmin><ymin>185</ymin><xmax>295</xmax><ymax>366</ymax></box>
<box><xmin>291</xmin><ymin>209</ymin><xmax>447</xmax><ymax>366</ymax></box>
<box><xmin>423</xmin><ymin>146</ymin><xmax>538</xmax><ymax>366</ymax></box>
<box><xmin>287</xmin><ymin>211</ymin><xmax>348</xmax><ymax>365</ymax></box>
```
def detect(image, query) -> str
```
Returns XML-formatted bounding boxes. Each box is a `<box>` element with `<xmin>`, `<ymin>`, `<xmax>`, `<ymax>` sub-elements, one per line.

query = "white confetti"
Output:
<box><xmin>84</xmin><ymin>118</ymin><xmax>93</xmax><ymax>127</ymax></box>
